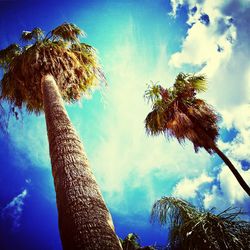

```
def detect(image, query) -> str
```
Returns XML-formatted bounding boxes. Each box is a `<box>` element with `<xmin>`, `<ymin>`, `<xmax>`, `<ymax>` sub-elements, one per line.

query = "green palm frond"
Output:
<box><xmin>151</xmin><ymin>197</ymin><xmax>250</xmax><ymax>250</ymax></box>
<box><xmin>144</xmin><ymin>82</ymin><xmax>162</xmax><ymax>105</ymax></box>
<box><xmin>51</xmin><ymin>23</ymin><xmax>85</xmax><ymax>42</ymax></box>
<box><xmin>151</xmin><ymin>197</ymin><xmax>198</xmax><ymax>226</ymax></box>
<box><xmin>174</xmin><ymin>73</ymin><xmax>207</xmax><ymax>94</ymax></box>
<box><xmin>188</xmin><ymin>74</ymin><xmax>207</xmax><ymax>92</ymax></box>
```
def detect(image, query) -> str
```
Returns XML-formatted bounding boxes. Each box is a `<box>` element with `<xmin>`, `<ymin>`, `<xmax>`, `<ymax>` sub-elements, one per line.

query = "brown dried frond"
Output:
<box><xmin>1</xmin><ymin>27</ymin><xmax>103</xmax><ymax>114</ymax></box>
<box><xmin>144</xmin><ymin>73</ymin><xmax>220</xmax><ymax>153</ymax></box>
<box><xmin>145</xmin><ymin>109</ymin><xmax>166</xmax><ymax>136</ymax></box>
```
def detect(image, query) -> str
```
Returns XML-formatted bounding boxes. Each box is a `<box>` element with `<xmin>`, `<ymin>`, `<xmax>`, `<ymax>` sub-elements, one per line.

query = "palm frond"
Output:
<box><xmin>151</xmin><ymin>197</ymin><xmax>250</xmax><ymax>250</ymax></box>
<box><xmin>188</xmin><ymin>74</ymin><xmax>207</xmax><ymax>92</ymax></box>
<box><xmin>144</xmin><ymin>82</ymin><xmax>162</xmax><ymax>105</ymax></box>
<box><xmin>174</xmin><ymin>73</ymin><xmax>207</xmax><ymax>96</ymax></box>
<box><xmin>0</xmin><ymin>44</ymin><xmax>22</xmax><ymax>69</ymax></box>
<box><xmin>21</xmin><ymin>27</ymin><xmax>44</xmax><ymax>42</ymax></box>
<box><xmin>145</xmin><ymin>106</ymin><xmax>166</xmax><ymax>136</ymax></box>
<box><xmin>31</xmin><ymin>27</ymin><xmax>44</xmax><ymax>41</ymax></box>
<box><xmin>51</xmin><ymin>23</ymin><xmax>85</xmax><ymax>42</ymax></box>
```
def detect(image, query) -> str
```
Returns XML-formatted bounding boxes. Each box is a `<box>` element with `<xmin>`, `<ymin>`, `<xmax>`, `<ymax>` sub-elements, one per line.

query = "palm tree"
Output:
<box><xmin>151</xmin><ymin>196</ymin><xmax>250</xmax><ymax>250</ymax></box>
<box><xmin>120</xmin><ymin>233</ymin><xmax>155</xmax><ymax>250</ymax></box>
<box><xmin>144</xmin><ymin>73</ymin><xmax>250</xmax><ymax>196</ymax></box>
<box><xmin>0</xmin><ymin>23</ymin><xmax>122</xmax><ymax>250</ymax></box>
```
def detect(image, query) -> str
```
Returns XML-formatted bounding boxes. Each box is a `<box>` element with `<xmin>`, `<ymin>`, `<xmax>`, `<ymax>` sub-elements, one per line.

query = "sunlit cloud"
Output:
<box><xmin>173</xmin><ymin>173</ymin><xmax>213</xmax><ymax>199</ymax></box>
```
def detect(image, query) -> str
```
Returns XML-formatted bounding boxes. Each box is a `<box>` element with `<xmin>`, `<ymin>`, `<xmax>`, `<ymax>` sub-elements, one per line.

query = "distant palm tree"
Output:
<box><xmin>120</xmin><ymin>233</ymin><xmax>155</xmax><ymax>250</ymax></box>
<box><xmin>0</xmin><ymin>23</ymin><xmax>122</xmax><ymax>250</ymax></box>
<box><xmin>144</xmin><ymin>73</ymin><xmax>250</xmax><ymax>196</ymax></box>
<box><xmin>151</xmin><ymin>196</ymin><xmax>250</xmax><ymax>250</ymax></box>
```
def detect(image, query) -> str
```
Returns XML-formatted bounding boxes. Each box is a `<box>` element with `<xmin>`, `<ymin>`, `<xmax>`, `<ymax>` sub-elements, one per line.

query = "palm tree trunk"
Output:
<box><xmin>41</xmin><ymin>74</ymin><xmax>122</xmax><ymax>250</ymax></box>
<box><xmin>213</xmin><ymin>145</ymin><xmax>250</xmax><ymax>196</ymax></box>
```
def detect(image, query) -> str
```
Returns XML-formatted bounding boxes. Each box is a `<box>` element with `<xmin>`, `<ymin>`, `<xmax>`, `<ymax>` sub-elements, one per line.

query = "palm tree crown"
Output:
<box><xmin>151</xmin><ymin>196</ymin><xmax>250</xmax><ymax>250</ymax></box>
<box><xmin>144</xmin><ymin>73</ymin><xmax>219</xmax><ymax>153</ymax></box>
<box><xmin>0</xmin><ymin>23</ymin><xmax>103</xmax><ymax>115</ymax></box>
<box><xmin>144</xmin><ymin>73</ymin><xmax>250</xmax><ymax>196</ymax></box>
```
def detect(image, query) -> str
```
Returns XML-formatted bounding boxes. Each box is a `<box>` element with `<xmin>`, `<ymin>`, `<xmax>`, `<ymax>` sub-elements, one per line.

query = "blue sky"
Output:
<box><xmin>0</xmin><ymin>0</ymin><xmax>250</xmax><ymax>249</ymax></box>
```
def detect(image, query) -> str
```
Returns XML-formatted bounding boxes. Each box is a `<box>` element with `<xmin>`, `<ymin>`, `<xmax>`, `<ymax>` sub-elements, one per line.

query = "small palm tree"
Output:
<box><xmin>144</xmin><ymin>73</ymin><xmax>250</xmax><ymax>196</ymax></box>
<box><xmin>120</xmin><ymin>233</ymin><xmax>155</xmax><ymax>250</ymax></box>
<box><xmin>0</xmin><ymin>23</ymin><xmax>122</xmax><ymax>249</ymax></box>
<box><xmin>151</xmin><ymin>196</ymin><xmax>250</xmax><ymax>250</ymax></box>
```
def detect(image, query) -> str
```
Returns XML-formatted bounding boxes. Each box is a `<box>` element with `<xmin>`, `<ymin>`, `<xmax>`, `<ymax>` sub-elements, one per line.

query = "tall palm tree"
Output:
<box><xmin>151</xmin><ymin>196</ymin><xmax>250</xmax><ymax>250</ymax></box>
<box><xmin>0</xmin><ymin>23</ymin><xmax>122</xmax><ymax>250</ymax></box>
<box><xmin>144</xmin><ymin>73</ymin><xmax>250</xmax><ymax>196</ymax></box>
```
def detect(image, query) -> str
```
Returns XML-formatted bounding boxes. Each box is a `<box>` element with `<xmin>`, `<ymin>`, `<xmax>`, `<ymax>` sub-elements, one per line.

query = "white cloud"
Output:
<box><xmin>1</xmin><ymin>189</ymin><xmax>28</xmax><ymax>230</ymax></box>
<box><xmin>169</xmin><ymin>0</ymin><xmax>236</xmax><ymax>74</ymax></box>
<box><xmin>203</xmin><ymin>163</ymin><xmax>250</xmax><ymax>212</ymax></box>
<box><xmin>169</xmin><ymin>0</ymin><xmax>185</xmax><ymax>17</ymax></box>
<box><xmin>173</xmin><ymin>173</ymin><xmax>213</xmax><ymax>199</ymax></box>
<box><xmin>219</xmin><ymin>162</ymin><xmax>250</xmax><ymax>202</ymax></box>
<box><xmin>219</xmin><ymin>104</ymin><xmax>250</xmax><ymax>161</ymax></box>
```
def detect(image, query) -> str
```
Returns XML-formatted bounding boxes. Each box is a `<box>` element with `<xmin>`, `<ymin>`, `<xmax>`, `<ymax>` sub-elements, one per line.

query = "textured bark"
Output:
<box><xmin>213</xmin><ymin>145</ymin><xmax>250</xmax><ymax>196</ymax></box>
<box><xmin>42</xmin><ymin>74</ymin><xmax>122</xmax><ymax>250</ymax></box>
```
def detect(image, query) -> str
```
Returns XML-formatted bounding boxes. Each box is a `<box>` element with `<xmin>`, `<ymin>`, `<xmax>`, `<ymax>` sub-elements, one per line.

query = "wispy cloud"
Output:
<box><xmin>1</xmin><ymin>189</ymin><xmax>28</xmax><ymax>230</ymax></box>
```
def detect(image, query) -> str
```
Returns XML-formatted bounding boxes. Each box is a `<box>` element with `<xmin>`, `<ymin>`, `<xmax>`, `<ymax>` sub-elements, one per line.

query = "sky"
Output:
<box><xmin>0</xmin><ymin>0</ymin><xmax>250</xmax><ymax>249</ymax></box>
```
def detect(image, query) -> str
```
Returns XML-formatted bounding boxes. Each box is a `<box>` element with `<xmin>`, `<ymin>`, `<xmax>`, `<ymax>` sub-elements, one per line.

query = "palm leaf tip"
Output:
<box><xmin>190</xmin><ymin>74</ymin><xmax>207</xmax><ymax>92</ymax></box>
